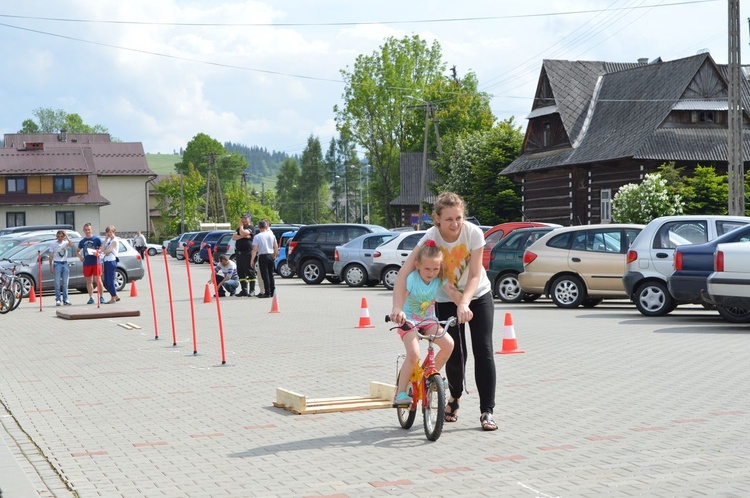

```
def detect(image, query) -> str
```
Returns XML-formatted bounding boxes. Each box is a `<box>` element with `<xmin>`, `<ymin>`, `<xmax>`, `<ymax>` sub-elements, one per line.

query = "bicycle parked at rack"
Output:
<box><xmin>385</xmin><ymin>314</ymin><xmax>457</xmax><ymax>441</ymax></box>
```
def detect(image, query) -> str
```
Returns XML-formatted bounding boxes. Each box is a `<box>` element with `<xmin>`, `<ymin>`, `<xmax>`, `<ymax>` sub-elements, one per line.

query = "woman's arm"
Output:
<box><xmin>390</xmin><ymin>250</ymin><xmax>419</xmax><ymax>325</ymax></box>
<box><xmin>455</xmin><ymin>246</ymin><xmax>484</xmax><ymax>324</ymax></box>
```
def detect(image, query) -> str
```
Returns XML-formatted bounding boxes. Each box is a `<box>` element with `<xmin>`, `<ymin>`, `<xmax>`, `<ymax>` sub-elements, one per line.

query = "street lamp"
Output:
<box><xmin>336</xmin><ymin>174</ymin><xmax>348</xmax><ymax>223</ymax></box>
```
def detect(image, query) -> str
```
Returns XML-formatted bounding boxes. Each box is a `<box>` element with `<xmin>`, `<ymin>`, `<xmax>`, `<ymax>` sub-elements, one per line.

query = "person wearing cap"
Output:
<box><xmin>232</xmin><ymin>213</ymin><xmax>256</xmax><ymax>297</ymax></box>
<box><xmin>250</xmin><ymin>220</ymin><xmax>278</xmax><ymax>298</ymax></box>
<box><xmin>209</xmin><ymin>254</ymin><xmax>239</xmax><ymax>297</ymax></box>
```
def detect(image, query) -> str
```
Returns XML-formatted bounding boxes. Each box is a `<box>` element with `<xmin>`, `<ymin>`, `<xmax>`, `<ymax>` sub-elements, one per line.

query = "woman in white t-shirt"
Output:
<box><xmin>390</xmin><ymin>192</ymin><xmax>497</xmax><ymax>431</ymax></box>
<box><xmin>101</xmin><ymin>225</ymin><xmax>120</xmax><ymax>304</ymax></box>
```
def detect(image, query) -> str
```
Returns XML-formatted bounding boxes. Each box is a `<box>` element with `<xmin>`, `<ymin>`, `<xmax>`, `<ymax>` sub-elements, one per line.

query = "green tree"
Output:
<box><xmin>298</xmin><ymin>135</ymin><xmax>331</xmax><ymax>223</ymax></box>
<box><xmin>275</xmin><ymin>158</ymin><xmax>302</xmax><ymax>223</ymax></box>
<box><xmin>335</xmin><ymin>35</ymin><xmax>444</xmax><ymax>226</ymax></box>
<box><xmin>612</xmin><ymin>173</ymin><xmax>684</xmax><ymax>224</ymax></box>
<box><xmin>683</xmin><ymin>165</ymin><xmax>728</xmax><ymax>215</ymax></box>
<box><xmin>18</xmin><ymin>107</ymin><xmax>109</xmax><ymax>134</ymax></box>
<box><xmin>432</xmin><ymin>119</ymin><xmax>523</xmax><ymax>225</ymax></box>
<box><xmin>153</xmin><ymin>164</ymin><xmax>205</xmax><ymax>237</ymax></box>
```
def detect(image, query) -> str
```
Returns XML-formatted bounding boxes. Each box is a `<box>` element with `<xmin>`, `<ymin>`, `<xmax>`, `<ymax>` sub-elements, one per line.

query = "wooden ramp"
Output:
<box><xmin>273</xmin><ymin>382</ymin><xmax>395</xmax><ymax>415</ymax></box>
<box><xmin>56</xmin><ymin>307</ymin><xmax>141</xmax><ymax>320</ymax></box>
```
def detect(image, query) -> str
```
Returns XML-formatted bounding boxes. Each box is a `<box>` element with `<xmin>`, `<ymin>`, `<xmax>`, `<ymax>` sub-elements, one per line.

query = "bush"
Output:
<box><xmin>612</xmin><ymin>173</ymin><xmax>683</xmax><ymax>224</ymax></box>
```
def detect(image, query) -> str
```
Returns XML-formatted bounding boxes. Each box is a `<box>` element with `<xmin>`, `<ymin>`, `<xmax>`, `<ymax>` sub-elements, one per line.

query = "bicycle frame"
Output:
<box><xmin>404</xmin><ymin>342</ymin><xmax>440</xmax><ymax>409</ymax></box>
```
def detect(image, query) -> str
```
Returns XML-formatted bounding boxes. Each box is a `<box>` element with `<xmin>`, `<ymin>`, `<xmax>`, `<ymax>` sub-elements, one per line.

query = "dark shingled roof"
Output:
<box><xmin>390</xmin><ymin>153</ymin><xmax>437</xmax><ymax>206</ymax></box>
<box><xmin>504</xmin><ymin>53</ymin><xmax>745</xmax><ymax>175</ymax></box>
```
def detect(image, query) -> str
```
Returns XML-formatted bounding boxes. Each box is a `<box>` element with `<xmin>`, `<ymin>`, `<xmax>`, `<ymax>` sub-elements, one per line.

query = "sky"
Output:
<box><xmin>0</xmin><ymin>0</ymin><xmax>744</xmax><ymax>157</ymax></box>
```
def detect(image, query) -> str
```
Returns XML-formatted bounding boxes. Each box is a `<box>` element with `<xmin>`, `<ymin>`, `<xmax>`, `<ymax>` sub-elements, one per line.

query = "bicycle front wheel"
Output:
<box><xmin>9</xmin><ymin>279</ymin><xmax>23</xmax><ymax>311</ymax></box>
<box><xmin>0</xmin><ymin>287</ymin><xmax>15</xmax><ymax>314</ymax></box>
<box><xmin>423</xmin><ymin>374</ymin><xmax>446</xmax><ymax>441</ymax></box>
<box><xmin>396</xmin><ymin>372</ymin><xmax>417</xmax><ymax>429</ymax></box>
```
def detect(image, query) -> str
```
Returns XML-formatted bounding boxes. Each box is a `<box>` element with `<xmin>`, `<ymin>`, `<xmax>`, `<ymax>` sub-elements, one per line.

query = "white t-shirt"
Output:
<box><xmin>49</xmin><ymin>240</ymin><xmax>70</xmax><ymax>263</ymax></box>
<box><xmin>418</xmin><ymin>223</ymin><xmax>491</xmax><ymax>303</ymax></box>
<box><xmin>102</xmin><ymin>237</ymin><xmax>119</xmax><ymax>262</ymax></box>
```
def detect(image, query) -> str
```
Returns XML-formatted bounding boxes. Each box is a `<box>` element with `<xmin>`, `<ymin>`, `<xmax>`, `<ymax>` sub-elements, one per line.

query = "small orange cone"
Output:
<box><xmin>203</xmin><ymin>283</ymin><xmax>212</xmax><ymax>303</ymax></box>
<box><xmin>130</xmin><ymin>280</ymin><xmax>139</xmax><ymax>297</ymax></box>
<box><xmin>28</xmin><ymin>286</ymin><xmax>37</xmax><ymax>303</ymax></box>
<box><xmin>496</xmin><ymin>312</ymin><xmax>525</xmax><ymax>354</ymax></box>
<box><xmin>269</xmin><ymin>290</ymin><xmax>280</xmax><ymax>313</ymax></box>
<box><xmin>355</xmin><ymin>297</ymin><xmax>375</xmax><ymax>328</ymax></box>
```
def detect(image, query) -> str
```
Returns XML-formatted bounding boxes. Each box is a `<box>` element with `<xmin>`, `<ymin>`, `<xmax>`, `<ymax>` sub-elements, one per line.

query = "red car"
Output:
<box><xmin>482</xmin><ymin>222</ymin><xmax>559</xmax><ymax>269</ymax></box>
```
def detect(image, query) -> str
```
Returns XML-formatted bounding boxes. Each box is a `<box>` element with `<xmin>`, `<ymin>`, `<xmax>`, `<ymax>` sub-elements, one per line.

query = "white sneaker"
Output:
<box><xmin>55</xmin><ymin>300</ymin><xmax>61</xmax><ymax>306</ymax></box>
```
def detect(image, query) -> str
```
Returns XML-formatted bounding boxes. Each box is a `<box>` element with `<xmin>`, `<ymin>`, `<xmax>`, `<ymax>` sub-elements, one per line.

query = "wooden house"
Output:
<box><xmin>502</xmin><ymin>52</ymin><xmax>750</xmax><ymax>225</ymax></box>
<box><xmin>390</xmin><ymin>152</ymin><xmax>437</xmax><ymax>228</ymax></box>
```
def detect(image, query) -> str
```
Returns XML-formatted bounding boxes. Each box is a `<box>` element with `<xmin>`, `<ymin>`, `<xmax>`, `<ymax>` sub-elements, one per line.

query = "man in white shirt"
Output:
<box><xmin>250</xmin><ymin>221</ymin><xmax>278</xmax><ymax>298</ymax></box>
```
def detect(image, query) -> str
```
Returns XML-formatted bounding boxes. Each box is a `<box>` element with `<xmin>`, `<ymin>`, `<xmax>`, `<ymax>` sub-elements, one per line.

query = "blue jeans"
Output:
<box><xmin>103</xmin><ymin>260</ymin><xmax>118</xmax><ymax>298</ymax></box>
<box><xmin>53</xmin><ymin>262</ymin><xmax>70</xmax><ymax>302</ymax></box>
<box><xmin>220</xmin><ymin>279</ymin><xmax>239</xmax><ymax>295</ymax></box>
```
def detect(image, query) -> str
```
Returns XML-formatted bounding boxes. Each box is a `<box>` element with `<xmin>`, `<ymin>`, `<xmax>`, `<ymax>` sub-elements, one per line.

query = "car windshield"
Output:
<box><xmin>2</xmin><ymin>241</ymin><xmax>55</xmax><ymax>261</ymax></box>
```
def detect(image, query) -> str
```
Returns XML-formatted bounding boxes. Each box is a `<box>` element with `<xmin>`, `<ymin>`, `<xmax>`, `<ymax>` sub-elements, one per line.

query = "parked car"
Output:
<box><xmin>198</xmin><ymin>230</ymin><xmax>234</xmax><ymax>263</ymax></box>
<box><xmin>623</xmin><ymin>215</ymin><xmax>750</xmax><ymax>316</ymax></box>
<box><xmin>666</xmin><ymin>224</ymin><xmax>750</xmax><ymax>322</ymax></box>
<box><xmin>486</xmin><ymin>226</ymin><xmax>557</xmax><ymax>302</ymax></box>
<box><xmin>0</xmin><ymin>237</ymin><xmax>144</xmax><ymax>297</ymax></box>
<box><xmin>275</xmin><ymin>230</ymin><xmax>298</xmax><ymax>278</ymax></box>
<box><xmin>333</xmin><ymin>232</ymin><xmax>397</xmax><ymax>287</ymax></box>
<box><xmin>520</xmin><ymin>224</ymin><xmax>644</xmax><ymax>308</ymax></box>
<box><xmin>287</xmin><ymin>224</ymin><xmax>389</xmax><ymax>284</ymax></box>
<box><xmin>705</xmin><ymin>242</ymin><xmax>750</xmax><ymax>313</ymax></box>
<box><xmin>184</xmin><ymin>231</ymin><xmax>211</xmax><ymax>263</ymax></box>
<box><xmin>127</xmin><ymin>238</ymin><xmax>162</xmax><ymax>257</ymax></box>
<box><xmin>0</xmin><ymin>224</ymin><xmax>75</xmax><ymax>237</ymax></box>
<box><xmin>168</xmin><ymin>232</ymin><xmax>197</xmax><ymax>259</ymax></box>
<box><xmin>482</xmin><ymin>222</ymin><xmax>560</xmax><ymax>270</ymax></box>
<box><xmin>0</xmin><ymin>230</ymin><xmax>81</xmax><ymax>259</ymax></box>
<box><xmin>369</xmin><ymin>231</ymin><xmax>427</xmax><ymax>290</ymax></box>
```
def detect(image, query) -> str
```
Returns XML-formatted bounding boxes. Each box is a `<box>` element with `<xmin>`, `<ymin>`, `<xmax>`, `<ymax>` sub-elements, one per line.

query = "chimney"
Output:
<box><xmin>638</xmin><ymin>58</ymin><xmax>649</xmax><ymax>64</ymax></box>
<box><xmin>58</xmin><ymin>129</ymin><xmax>68</xmax><ymax>142</ymax></box>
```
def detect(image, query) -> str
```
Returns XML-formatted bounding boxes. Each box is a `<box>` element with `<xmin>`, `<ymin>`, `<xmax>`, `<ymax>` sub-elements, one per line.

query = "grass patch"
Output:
<box><xmin>146</xmin><ymin>153</ymin><xmax>180</xmax><ymax>175</ymax></box>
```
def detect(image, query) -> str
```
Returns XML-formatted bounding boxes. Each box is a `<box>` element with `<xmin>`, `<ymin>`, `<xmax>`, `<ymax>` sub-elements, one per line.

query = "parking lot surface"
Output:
<box><xmin>1</xmin><ymin>256</ymin><xmax>750</xmax><ymax>497</ymax></box>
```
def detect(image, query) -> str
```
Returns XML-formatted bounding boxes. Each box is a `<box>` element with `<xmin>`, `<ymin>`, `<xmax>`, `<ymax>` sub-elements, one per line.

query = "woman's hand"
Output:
<box><xmin>456</xmin><ymin>302</ymin><xmax>473</xmax><ymax>324</ymax></box>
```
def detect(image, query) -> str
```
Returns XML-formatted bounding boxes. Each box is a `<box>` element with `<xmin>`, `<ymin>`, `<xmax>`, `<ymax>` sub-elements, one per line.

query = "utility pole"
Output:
<box><xmin>418</xmin><ymin>102</ymin><xmax>429</xmax><ymax>228</ymax></box>
<box><xmin>727</xmin><ymin>0</ymin><xmax>744</xmax><ymax>215</ymax></box>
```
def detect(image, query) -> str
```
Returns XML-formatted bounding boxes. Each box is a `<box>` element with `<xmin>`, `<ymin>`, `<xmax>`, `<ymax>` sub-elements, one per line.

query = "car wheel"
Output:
<box><xmin>277</xmin><ymin>260</ymin><xmax>294</xmax><ymax>278</ymax></box>
<box><xmin>633</xmin><ymin>280</ymin><xmax>675</xmax><ymax>316</ymax></box>
<box><xmin>343</xmin><ymin>264</ymin><xmax>367</xmax><ymax>287</ymax></box>
<box><xmin>300</xmin><ymin>260</ymin><xmax>325</xmax><ymax>285</ymax></box>
<box><xmin>18</xmin><ymin>274</ymin><xmax>34</xmax><ymax>298</ymax></box>
<box><xmin>522</xmin><ymin>293</ymin><xmax>541</xmax><ymax>302</ymax></box>
<box><xmin>716</xmin><ymin>305</ymin><xmax>750</xmax><ymax>323</ymax></box>
<box><xmin>191</xmin><ymin>250</ymin><xmax>204</xmax><ymax>264</ymax></box>
<box><xmin>494</xmin><ymin>272</ymin><xmax>523</xmax><ymax>303</ymax></box>
<box><xmin>382</xmin><ymin>266</ymin><xmax>400</xmax><ymax>290</ymax></box>
<box><xmin>148</xmin><ymin>248</ymin><xmax>157</xmax><ymax>256</ymax></box>
<box><xmin>550</xmin><ymin>275</ymin><xmax>585</xmax><ymax>308</ymax></box>
<box><xmin>582</xmin><ymin>298</ymin><xmax>603</xmax><ymax>308</ymax></box>
<box><xmin>114</xmin><ymin>269</ymin><xmax>127</xmax><ymax>291</ymax></box>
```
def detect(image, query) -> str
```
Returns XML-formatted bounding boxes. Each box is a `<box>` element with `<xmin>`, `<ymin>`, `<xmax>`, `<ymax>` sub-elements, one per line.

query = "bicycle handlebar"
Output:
<box><xmin>385</xmin><ymin>315</ymin><xmax>457</xmax><ymax>340</ymax></box>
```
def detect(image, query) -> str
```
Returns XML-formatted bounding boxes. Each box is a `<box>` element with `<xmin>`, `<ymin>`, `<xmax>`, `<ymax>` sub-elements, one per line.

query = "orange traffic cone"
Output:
<box><xmin>203</xmin><ymin>283</ymin><xmax>212</xmax><ymax>303</ymax></box>
<box><xmin>356</xmin><ymin>297</ymin><xmax>375</xmax><ymax>328</ymax></box>
<box><xmin>28</xmin><ymin>286</ymin><xmax>37</xmax><ymax>303</ymax></box>
<box><xmin>269</xmin><ymin>290</ymin><xmax>280</xmax><ymax>314</ymax></box>
<box><xmin>130</xmin><ymin>280</ymin><xmax>139</xmax><ymax>297</ymax></box>
<box><xmin>497</xmin><ymin>312</ymin><xmax>525</xmax><ymax>354</ymax></box>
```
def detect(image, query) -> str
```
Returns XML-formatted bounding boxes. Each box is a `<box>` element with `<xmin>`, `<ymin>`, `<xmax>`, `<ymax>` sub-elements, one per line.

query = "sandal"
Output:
<box><xmin>480</xmin><ymin>412</ymin><xmax>498</xmax><ymax>431</ymax></box>
<box><xmin>445</xmin><ymin>398</ymin><xmax>459</xmax><ymax>423</ymax></box>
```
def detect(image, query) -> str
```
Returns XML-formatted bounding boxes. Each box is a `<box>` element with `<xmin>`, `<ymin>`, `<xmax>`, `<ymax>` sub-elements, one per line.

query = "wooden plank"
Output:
<box><xmin>273</xmin><ymin>383</ymin><xmax>396</xmax><ymax>415</ymax></box>
<box><xmin>56</xmin><ymin>308</ymin><xmax>141</xmax><ymax>320</ymax></box>
<box><xmin>274</xmin><ymin>388</ymin><xmax>306</xmax><ymax>414</ymax></box>
<box><xmin>370</xmin><ymin>381</ymin><xmax>396</xmax><ymax>401</ymax></box>
<box><xmin>125</xmin><ymin>322</ymin><xmax>142</xmax><ymax>329</ymax></box>
<box><xmin>117</xmin><ymin>323</ymin><xmax>134</xmax><ymax>330</ymax></box>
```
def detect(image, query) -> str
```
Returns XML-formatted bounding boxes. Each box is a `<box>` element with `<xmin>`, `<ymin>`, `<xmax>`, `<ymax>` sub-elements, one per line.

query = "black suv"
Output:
<box><xmin>288</xmin><ymin>224</ymin><xmax>388</xmax><ymax>284</ymax></box>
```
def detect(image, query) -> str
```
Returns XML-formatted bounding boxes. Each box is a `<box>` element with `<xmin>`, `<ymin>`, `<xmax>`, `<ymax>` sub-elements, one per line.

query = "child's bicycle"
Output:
<box><xmin>385</xmin><ymin>314</ymin><xmax>457</xmax><ymax>441</ymax></box>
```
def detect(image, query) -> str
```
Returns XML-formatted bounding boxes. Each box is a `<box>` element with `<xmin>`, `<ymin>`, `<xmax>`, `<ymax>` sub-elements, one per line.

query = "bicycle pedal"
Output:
<box><xmin>392</xmin><ymin>401</ymin><xmax>412</xmax><ymax>408</ymax></box>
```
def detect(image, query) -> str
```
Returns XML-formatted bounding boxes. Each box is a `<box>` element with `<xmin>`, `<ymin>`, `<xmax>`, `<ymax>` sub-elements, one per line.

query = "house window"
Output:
<box><xmin>542</xmin><ymin>122</ymin><xmax>551</xmax><ymax>147</ymax></box>
<box><xmin>6</xmin><ymin>212</ymin><xmax>25</xmax><ymax>227</ymax></box>
<box><xmin>54</xmin><ymin>176</ymin><xmax>74</xmax><ymax>193</ymax></box>
<box><xmin>600</xmin><ymin>189</ymin><xmax>612</xmax><ymax>223</ymax></box>
<box><xmin>699</xmin><ymin>111</ymin><xmax>714</xmax><ymax>123</ymax></box>
<box><xmin>6</xmin><ymin>177</ymin><xmax>27</xmax><ymax>193</ymax></box>
<box><xmin>56</xmin><ymin>211</ymin><xmax>75</xmax><ymax>226</ymax></box>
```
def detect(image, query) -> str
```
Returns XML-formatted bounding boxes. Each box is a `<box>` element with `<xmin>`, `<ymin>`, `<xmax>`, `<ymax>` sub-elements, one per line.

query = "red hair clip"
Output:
<box><xmin>425</xmin><ymin>239</ymin><xmax>436</xmax><ymax>247</ymax></box>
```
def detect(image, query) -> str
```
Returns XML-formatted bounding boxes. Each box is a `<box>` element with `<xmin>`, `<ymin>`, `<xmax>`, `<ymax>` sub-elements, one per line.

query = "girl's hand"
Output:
<box><xmin>456</xmin><ymin>302</ymin><xmax>473</xmax><ymax>324</ymax></box>
<box><xmin>389</xmin><ymin>308</ymin><xmax>405</xmax><ymax>326</ymax></box>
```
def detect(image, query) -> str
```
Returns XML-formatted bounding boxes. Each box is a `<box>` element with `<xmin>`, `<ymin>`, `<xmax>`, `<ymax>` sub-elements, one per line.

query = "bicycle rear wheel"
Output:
<box><xmin>9</xmin><ymin>279</ymin><xmax>23</xmax><ymax>311</ymax></box>
<box><xmin>0</xmin><ymin>287</ymin><xmax>15</xmax><ymax>314</ymax></box>
<box><xmin>396</xmin><ymin>372</ymin><xmax>417</xmax><ymax>429</ymax></box>
<box><xmin>423</xmin><ymin>374</ymin><xmax>446</xmax><ymax>441</ymax></box>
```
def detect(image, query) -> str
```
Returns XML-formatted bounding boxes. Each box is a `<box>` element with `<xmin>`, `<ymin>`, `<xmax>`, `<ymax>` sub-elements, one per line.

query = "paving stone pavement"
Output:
<box><xmin>1</xmin><ymin>256</ymin><xmax>750</xmax><ymax>497</ymax></box>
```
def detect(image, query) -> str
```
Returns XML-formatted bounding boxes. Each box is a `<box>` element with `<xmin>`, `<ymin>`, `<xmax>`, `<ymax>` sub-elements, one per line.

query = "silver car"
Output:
<box><xmin>0</xmin><ymin>237</ymin><xmax>144</xmax><ymax>297</ymax></box>
<box><xmin>333</xmin><ymin>232</ymin><xmax>397</xmax><ymax>287</ymax></box>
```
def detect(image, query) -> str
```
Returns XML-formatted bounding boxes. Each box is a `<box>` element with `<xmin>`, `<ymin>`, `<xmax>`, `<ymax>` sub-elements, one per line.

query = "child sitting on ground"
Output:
<box><xmin>391</xmin><ymin>240</ymin><xmax>458</xmax><ymax>407</ymax></box>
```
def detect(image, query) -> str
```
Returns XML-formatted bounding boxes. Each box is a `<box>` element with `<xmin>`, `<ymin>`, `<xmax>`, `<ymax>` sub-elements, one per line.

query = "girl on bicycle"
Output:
<box><xmin>392</xmin><ymin>239</ymin><xmax>458</xmax><ymax>406</ymax></box>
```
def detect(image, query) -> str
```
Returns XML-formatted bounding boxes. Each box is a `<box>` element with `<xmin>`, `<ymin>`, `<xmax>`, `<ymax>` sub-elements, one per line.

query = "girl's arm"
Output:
<box><xmin>390</xmin><ymin>250</ymin><xmax>419</xmax><ymax>325</ymax></box>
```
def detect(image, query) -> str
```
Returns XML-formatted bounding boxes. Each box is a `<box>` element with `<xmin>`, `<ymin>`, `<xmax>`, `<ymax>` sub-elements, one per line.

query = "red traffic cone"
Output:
<box><xmin>497</xmin><ymin>312</ymin><xmax>525</xmax><ymax>354</ymax></box>
<box><xmin>28</xmin><ymin>286</ymin><xmax>37</xmax><ymax>303</ymax></box>
<box><xmin>130</xmin><ymin>280</ymin><xmax>139</xmax><ymax>297</ymax></box>
<box><xmin>203</xmin><ymin>283</ymin><xmax>212</xmax><ymax>303</ymax></box>
<box><xmin>356</xmin><ymin>297</ymin><xmax>375</xmax><ymax>328</ymax></box>
<box><xmin>269</xmin><ymin>290</ymin><xmax>280</xmax><ymax>313</ymax></box>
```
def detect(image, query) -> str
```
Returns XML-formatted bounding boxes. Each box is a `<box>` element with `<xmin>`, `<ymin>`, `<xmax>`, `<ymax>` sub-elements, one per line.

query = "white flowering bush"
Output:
<box><xmin>611</xmin><ymin>173</ymin><xmax>683</xmax><ymax>224</ymax></box>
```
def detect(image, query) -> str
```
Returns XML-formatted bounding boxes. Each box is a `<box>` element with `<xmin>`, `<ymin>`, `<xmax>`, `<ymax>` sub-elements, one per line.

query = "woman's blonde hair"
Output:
<box><xmin>431</xmin><ymin>191</ymin><xmax>467</xmax><ymax>225</ymax></box>
<box><xmin>105</xmin><ymin>225</ymin><xmax>116</xmax><ymax>234</ymax></box>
